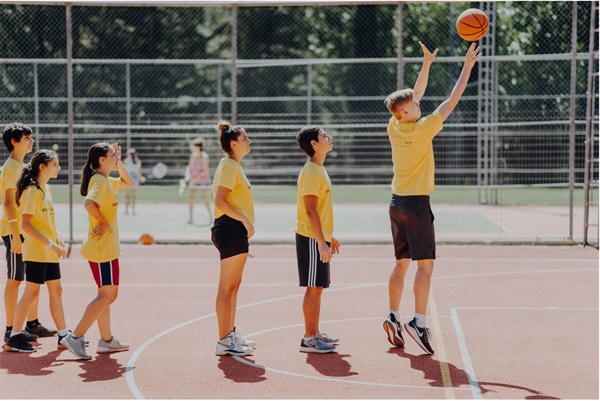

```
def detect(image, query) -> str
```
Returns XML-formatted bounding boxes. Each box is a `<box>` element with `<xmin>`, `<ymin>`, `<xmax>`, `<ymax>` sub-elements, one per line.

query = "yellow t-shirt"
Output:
<box><xmin>295</xmin><ymin>161</ymin><xmax>334</xmax><ymax>241</ymax></box>
<box><xmin>21</xmin><ymin>184</ymin><xmax>59</xmax><ymax>263</ymax></box>
<box><xmin>0</xmin><ymin>158</ymin><xmax>25</xmax><ymax>236</ymax></box>
<box><xmin>388</xmin><ymin>110</ymin><xmax>443</xmax><ymax>196</ymax></box>
<box><xmin>80</xmin><ymin>175</ymin><xmax>121</xmax><ymax>263</ymax></box>
<box><xmin>212</xmin><ymin>157</ymin><xmax>254</xmax><ymax>223</ymax></box>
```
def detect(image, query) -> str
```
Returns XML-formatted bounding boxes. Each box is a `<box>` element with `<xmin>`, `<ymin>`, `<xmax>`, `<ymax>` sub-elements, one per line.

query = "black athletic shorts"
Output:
<box><xmin>25</xmin><ymin>261</ymin><xmax>61</xmax><ymax>284</ymax></box>
<box><xmin>389</xmin><ymin>195</ymin><xmax>436</xmax><ymax>260</ymax></box>
<box><xmin>296</xmin><ymin>233</ymin><xmax>330</xmax><ymax>288</ymax></box>
<box><xmin>3</xmin><ymin>235</ymin><xmax>25</xmax><ymax>281</ymax></box>
<box><xmin>211</xmin><ymin>215</ymin><xmax>249</xmax><ymax>260</ymax></box>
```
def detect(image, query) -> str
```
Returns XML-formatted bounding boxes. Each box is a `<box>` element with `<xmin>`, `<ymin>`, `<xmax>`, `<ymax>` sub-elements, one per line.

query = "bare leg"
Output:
<box><xmin>73</xmin><ymin>285</ymin><xmax>118</xmax><ymax>338</ymax></box>
<box><xmin>388</xmin><ymin>258</ymin><xmax>411</xmax><ymax>311</ymax></box>
<box><xmin>46</xmin><ymin>279</ymin><xmax>67</xmax><ymax>332</ymax></box>
<box><xmin>414</xmin><ymin>259</ymin><xmax>434</xmax><ymax>315</ymax></box>
<box><xmin>200</xmin><ymin>188</ymin><xmax>212</xmax><ymax>222</ymax></box>
<box><xmin>188</xmin><ymin>189</ymin><xmax>198</xmax><ymax>223</ymax></box>
<box><xmin>215</xmin><ymin>253</ymin><xmax>247</xmax><ymax>338</ymax></box>
<box><xmin>11</xmin><ymin>281</ymin><xmax>41</xmax><ymax>333</ymax></box>
<box><xmin>97</xmin><ymin>305</ymin><xmax>112</xmax><ymax>341</ymax></box>
<box><xmin>303</xmin><ymin>286</ymin><xmax>323</xmax><ymax>338</ymax></box>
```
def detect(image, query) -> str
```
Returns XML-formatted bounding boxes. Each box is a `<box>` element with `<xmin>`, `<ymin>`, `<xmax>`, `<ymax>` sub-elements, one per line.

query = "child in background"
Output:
<box><xmin>60</xmin><ymin>142</ymin><xmax>134</xmax><ymax>360</ymax></box>
<box><xmin>123</xmin><ymin>148</ymin><xmax>144</xmax><ymax>215</ymax></box>
<box><xmin>4</xmin><ymin>150</ymin><xmax>68</xmax><ymax>352</ymax></box>
<box><xmin>183</xmin><ymin>137</ymin><xmax>212</xmax><ymax>225</ymax></box>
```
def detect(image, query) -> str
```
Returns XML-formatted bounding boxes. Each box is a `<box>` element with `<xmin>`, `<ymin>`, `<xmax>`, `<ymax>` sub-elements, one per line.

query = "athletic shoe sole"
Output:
<box><xmin>383</xmin><ymin>320</ymin><xmax>405</xmax><ymax>347</ymax></box>
<box><xmin>404</xmin><ymin>323</ymin><xmax>434</xmax><ymax>355</ymax></box>
<box><xmin>215</xmin><ymin>348</ymin><xmax>254</xmax><ymax>356</ymax></box>
<box><xmin>3</xmin><ymin>344</ymin><xmax>37</xmax><ymax>353</ymax></box>
<box><xmin>97</xmin><ymin>346</ymin><xmax>129</xmax><ymax>354</ymax></box>
<box><xmin>299</xmin><ymin>345</ymin><xmax>335</xmax><ymax>354</ymax></box>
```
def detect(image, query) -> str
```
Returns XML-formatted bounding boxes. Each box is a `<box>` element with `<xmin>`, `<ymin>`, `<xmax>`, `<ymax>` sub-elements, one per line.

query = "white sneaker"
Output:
<box><xmin>316</xmin><ymin>331</ymin><xmax>339</xmax><ymax>343</ymax></box>
<box><xmin>233</xmin><ymin>327</ymin><xmax>257</xmax><ymax>348</ymax></box>
<box><xmin>97</xmin><ymin>336</ymin><xmax>130</xmax><ymax>354</ymax></box>
<box><xmin>215</xmin><ymin>333</ymin><xmax>253</xmax><ymax>356</ymax></box>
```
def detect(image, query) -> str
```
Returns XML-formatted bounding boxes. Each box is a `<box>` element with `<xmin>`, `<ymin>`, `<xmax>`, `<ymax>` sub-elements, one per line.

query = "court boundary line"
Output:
<box><xmin>451</xmin><ymin>306</ymin><xmax>599</xmax><ymax>400</ymax></box>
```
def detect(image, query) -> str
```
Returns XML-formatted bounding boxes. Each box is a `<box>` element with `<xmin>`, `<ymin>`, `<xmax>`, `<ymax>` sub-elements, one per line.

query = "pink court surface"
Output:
<box><xmin>0</xmin><ymin>244</ymin><xmax>598</xmax><ymax>399</ymax></box>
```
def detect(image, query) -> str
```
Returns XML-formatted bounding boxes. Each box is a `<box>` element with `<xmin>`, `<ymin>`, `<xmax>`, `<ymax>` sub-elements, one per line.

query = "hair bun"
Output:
<box><xmin>217</xmin><ymin>120</ymin><xmax>231</xmax><ymax>135</ymax></box>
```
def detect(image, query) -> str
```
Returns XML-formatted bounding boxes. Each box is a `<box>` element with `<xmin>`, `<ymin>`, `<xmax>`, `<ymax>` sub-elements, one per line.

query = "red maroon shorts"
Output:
<box><xmin>89</xmin><ymin>259</ymin><xmax>120</xmax><ymax>287</ymax></box>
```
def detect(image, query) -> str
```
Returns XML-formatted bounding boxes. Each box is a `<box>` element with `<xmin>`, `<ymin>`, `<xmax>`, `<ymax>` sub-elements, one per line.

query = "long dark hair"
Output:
<box><xmin>15</xmin><ymin>149</ymin><xmax>57</xmax><ymax>206</ymax></box>
<box><xmin>81</xmin><ymin>142</ymin><xmax>112</xmax><ymax>196</ymax></box>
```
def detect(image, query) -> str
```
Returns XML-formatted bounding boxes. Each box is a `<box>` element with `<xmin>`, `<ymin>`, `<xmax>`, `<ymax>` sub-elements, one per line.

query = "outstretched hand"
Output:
<box><xmin>464</xmin><ymin>42</ymin><xmax>482</xmax><ymax>68</ymax></box>
<box><xmin>419</xmin><ymin>41</ymin><xmax>438</xmax><ymax>64</ymax></box>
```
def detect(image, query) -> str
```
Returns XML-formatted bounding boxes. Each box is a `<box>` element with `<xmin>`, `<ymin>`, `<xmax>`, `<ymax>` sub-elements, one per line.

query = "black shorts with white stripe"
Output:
<box><xmin>3</xmin><ymin>235</ymin><xmax>25</xmax><ymax>281</ymax></box>
<box><xmin>295</xmin><ymin>233</ymin><xmax>331</xmax><ymax>288</ymax></box>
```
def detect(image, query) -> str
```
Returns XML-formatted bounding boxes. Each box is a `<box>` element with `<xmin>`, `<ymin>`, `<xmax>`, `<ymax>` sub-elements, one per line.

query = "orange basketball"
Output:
<box><xmin>456</xmin><ymin>8</ymin><xmax>489</xmax><ymax>42</ymax></box>
<box><xmin>139</xmin><ymin>233</ymin><xmax>154</xmax><ymax>245</ymax></box>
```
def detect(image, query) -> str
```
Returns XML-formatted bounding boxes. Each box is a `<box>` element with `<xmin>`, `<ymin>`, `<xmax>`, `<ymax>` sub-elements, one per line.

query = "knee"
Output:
<box><xmin>97</xmin><ymin>289</ymin><xmax>118</xmax><ymax>304</ymax></box>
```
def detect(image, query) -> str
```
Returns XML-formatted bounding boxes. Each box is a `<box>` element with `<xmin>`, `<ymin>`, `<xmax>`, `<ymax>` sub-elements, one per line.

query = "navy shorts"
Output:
<box><xmin>3</xmin><ymin>235</ymin><xmax>26</xmax><ymax>281</ymax></box>
<box><xmin>89</xmin><ymin>259</ymin><xmax>120</xmax><ymax>287</ymax></box>
<box><xmin>389</xmin><ymin>195</ymin><xmax>436</xmax><ymax>260</ymax></box>
<box><xmin>211</xmin><ymin>215</ymin><xmax>249</xmax><ymax>260</ymax></box>
<box><xmin>25</xmin><ymin>261</ymin><xmax>61</xmax><ymax>285</ymax></box>
<box><xmin>296</xmin><ymin>233</ymin><xmax>331</xmax><ymax>288</ymax></box>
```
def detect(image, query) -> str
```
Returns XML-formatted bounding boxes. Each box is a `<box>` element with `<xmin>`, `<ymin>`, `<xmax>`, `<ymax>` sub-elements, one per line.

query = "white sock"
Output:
<box><xmin>10</xmin><ymin>331</ymin><xmax>20</xmax><ymax>337</ymax></box>
<box><xmin>58</xmin><ymin>328</ymin><xmax>69</xmax><ymax>337</ymax></box>
<box><xmin>390</xmin><ymin>310</ymin><xmax>400</xmax><ymax>321</ymax></box>
<box><xmin>414</xmin><ymin>313</ymin><xmax>427</xmax><ymax>328</ymax></box>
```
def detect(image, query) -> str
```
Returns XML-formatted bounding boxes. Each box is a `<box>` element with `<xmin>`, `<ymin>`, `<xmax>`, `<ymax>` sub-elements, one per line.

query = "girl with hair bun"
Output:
<box><xmin>211</xmin><ymin>120</ymin><xmax>255</xmax><ymax>357</ymax></box>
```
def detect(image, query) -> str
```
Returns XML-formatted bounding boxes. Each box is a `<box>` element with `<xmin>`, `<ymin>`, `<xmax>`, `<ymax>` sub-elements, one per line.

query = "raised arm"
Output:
<box><xmin>437</xmin><ymin>43</ymin><xmax>482</xmax><ymax>122</ymax></box>
<box><xmin>413</xmin><ymin>41</ymin><xmax>439</xmax><ymax>102</ymax></box>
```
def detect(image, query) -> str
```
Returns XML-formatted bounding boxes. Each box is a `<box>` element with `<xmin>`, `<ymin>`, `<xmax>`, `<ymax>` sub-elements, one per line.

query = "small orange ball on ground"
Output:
<box><xmin>456</xmin><ymin>8</ymin><xmax>489</xmax><ymax>42</ymax></box>
<box><xmin>139</xmin><ymin>233</ymin><xmax>154</xmax><ymax>245</ymax></box>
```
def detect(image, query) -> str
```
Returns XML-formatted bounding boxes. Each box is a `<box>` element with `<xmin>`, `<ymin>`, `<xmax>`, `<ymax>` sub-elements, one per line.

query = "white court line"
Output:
<box><xmin>100</xmin><ymin>257</ymin><xmax>598</xmax><ymax>263</ymax></box>
<box><xmin>124</xmin><ymin>267</ymin><xmax>598</xmax><ymax>399</ymax></box>
<box><xmin>450</xmin><ymin>306</ymin><xmax>599</xmax><ymax>400</ymax></box>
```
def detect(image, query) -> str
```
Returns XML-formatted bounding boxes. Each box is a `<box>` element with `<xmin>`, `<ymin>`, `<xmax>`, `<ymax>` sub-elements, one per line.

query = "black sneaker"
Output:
<box><xmin>25</xmin><ymin>323</ymin><xmax>58</xmax><ymax>337</ymax></box>
<box><xmin>3</xmin><ymin>333</ymin><xmax>37</xmax><ymax>353</ymax></box>
<box><xmin>383</xmin><ymin>313</ymin><xmax>405</xmax><ymax>347</ymax></box>
<box><xmin>404</xmin><ymin>318</ymin><xmax>434</xmax><ymax>355</ymax></box>
<box><xmin>4</xmin><ymin>330</ymin><xmax>38</xmax><ymax>343</ymax></box>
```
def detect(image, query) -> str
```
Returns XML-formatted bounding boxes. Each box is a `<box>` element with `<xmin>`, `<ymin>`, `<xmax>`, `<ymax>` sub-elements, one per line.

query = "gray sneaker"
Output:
<box><xmin>97</xmin><ymin>336</ymin><xmax>130</xmax><ymax>354</ymax></box>
<box><xmin>299</xmin><ymin>336</ymin><xmax>336</xmax><ymax>353</ymax></box>
<box><xmin>316</xmin><ymin>331</ymin><xmax>339</xmax><ymax>343</ymax></box>
<box><xmin>60</xmin><ymin>332</ymin><xmax>92</xmax><ymax>360</ymax></box>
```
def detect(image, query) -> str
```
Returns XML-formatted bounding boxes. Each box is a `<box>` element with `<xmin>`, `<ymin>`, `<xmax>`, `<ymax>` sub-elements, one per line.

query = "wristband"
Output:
<box><xmin>7</xmin><ymin>219</ymin><xmax>17</xmax><ymax>223</ymax></box>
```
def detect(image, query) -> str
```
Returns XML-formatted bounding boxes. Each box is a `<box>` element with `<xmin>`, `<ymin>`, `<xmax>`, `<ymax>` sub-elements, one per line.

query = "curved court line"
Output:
<box><xmin>235</xmin><ymin>316</ymin><xmax>471</xmax><ymax>392</ymax></box>
<box><xmin>125</xmin><ymin>268</ymin><xmax>597</xmax><ymax>399</ymax></box>
<box><xmin>125</xmin><ymin>284</ymin><xmax>379</xmax><ymax>399</ymax></box>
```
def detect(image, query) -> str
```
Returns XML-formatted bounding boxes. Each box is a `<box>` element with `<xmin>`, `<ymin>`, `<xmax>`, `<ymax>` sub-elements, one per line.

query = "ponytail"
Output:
<box><xmin>80</xmin><ymin>143</ymin><xmax>111</xmax><ymax>196</ymax></box>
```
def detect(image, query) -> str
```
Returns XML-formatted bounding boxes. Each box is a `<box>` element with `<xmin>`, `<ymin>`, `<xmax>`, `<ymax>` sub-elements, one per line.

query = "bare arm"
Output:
<box><xmin>22</xmin><ymin>214</ymin><xmax>66</xmax><ymax>258</ymax></box>
<box><xmin>413</xmin><ymin>41</ymin><xmax>439</xmax><ymax>102</ymax></box>
<box><xmin>112</xmin><ymin>143</ymin><xmax>135</xmax><ymax>189</ymax></box>
<box><xmin>437</xmin><ymin>43</ymin><xmax>482</xmax><ymax>122</ymax></box>
<box><xmin>3</xmin><ymin>188</ymin><xmax>22</xmax><ymax>253</ymax></box>
<box><xmin>84</xmin><ymin>199</ymin><xmax>112</xmax><ymax>239</ymax></box>
<box><xmin>214</xmin><ymin>186</ymin><xmax>254</xmax><ymax>238</ymax></box>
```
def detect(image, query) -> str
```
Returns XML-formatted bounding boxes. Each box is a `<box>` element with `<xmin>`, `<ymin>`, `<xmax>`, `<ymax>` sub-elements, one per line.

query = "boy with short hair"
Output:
<box><xmin>383</xmin><ymin>42</ymin><xmax>481</xmax><ymax>355</ymax></box>
<box><xmin>295</xmin><ymin>126</ymin><xmax>340</xmax><ymax>354</ymax></box>
<box><xmin>1</xmin><ymin>123</ymin><xmax>57</xmax><ymax>344</ymax></box>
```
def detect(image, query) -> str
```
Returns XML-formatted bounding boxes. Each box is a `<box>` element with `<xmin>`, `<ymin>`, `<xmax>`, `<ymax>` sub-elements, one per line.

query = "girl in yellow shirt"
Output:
<box><xmin>60</xmin><ymin>143</ymin><xmax>134</xmax><ymax>360</ymax></box>
<box><xmin>211</xmin><ymin>120</ymin><xmax>255</xmax><ymax>357</ymax></box>
<box><xmin>5</xmin><ymin>150</ymin><xmax>69</xmax><ymax>353</ymax></box>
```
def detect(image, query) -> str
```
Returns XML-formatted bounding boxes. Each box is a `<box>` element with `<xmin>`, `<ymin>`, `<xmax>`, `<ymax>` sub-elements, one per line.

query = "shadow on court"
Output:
<box><xmin>218</xmin><ymin>356</ymin><xmax>266</xmax><ymax>383</ymax></box>
<box><xmin>0</xmin><ymin>349</ymin><xmax>64</xmax><ymax>376</ymax></box>
<box><xmin>305</xmin><ymin>352</ymin><xmax>358</xmax><ymax>377</ymax></box>
<box><xmin>388</xmin><ymin>348</ymin><xmax>559</xmax><ymax>399</ymax></box>
<box><xmin>78</xmin><ymin>354</ymin><xmax>126</xmax><ymax>382</ymax></box>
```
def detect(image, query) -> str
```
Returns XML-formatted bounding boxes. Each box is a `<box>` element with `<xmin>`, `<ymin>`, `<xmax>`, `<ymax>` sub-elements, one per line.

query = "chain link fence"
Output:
<box><xmin>0</xmin><ymin>1</ymin><xmax>597</xmax><ymax>244</ymax></box>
